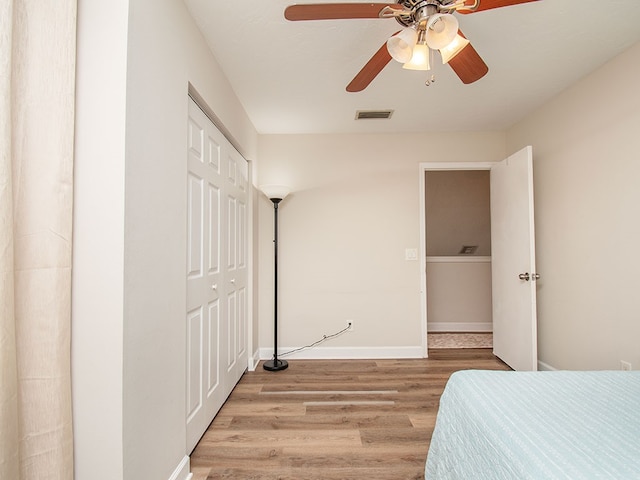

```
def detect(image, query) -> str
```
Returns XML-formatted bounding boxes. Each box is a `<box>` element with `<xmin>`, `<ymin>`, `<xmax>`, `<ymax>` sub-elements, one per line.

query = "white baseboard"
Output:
<box><xmin>428</xmin><ymin>322</ymin><xmax>493</xmax><ymax>332</ymax></box>
<box><xmin>259</xmin><ymin>346</ymin><xmax>424</xmax><ymax>360</ymax></box>
<box><xmin>168</xmin><ymin>456</ymin><xmax>191</xmax><ymax>480</ymax></box>
<box><xmin>537</xmin><ymin>360</ymin><xmax>557</xmax><ymax>371</ymax></box>
<box><xmin>248</xmin><ymin>349</ymin><xmax>260</xmax><ymax>371</ymax></box>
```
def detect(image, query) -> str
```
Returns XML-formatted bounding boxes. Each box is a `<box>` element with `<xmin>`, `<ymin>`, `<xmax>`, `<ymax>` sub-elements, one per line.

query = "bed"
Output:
<box><xmin>425</xmin><ymin>370</ymin><xmax>640</xmax><ymax>479</ymax></box>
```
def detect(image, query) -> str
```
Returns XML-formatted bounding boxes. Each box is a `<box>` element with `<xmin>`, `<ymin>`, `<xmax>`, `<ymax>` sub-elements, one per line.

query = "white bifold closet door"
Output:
<box><xmin>186</xmin><ymin>97</ymin><xmax>249</xmax><ymax>452</ymax></box>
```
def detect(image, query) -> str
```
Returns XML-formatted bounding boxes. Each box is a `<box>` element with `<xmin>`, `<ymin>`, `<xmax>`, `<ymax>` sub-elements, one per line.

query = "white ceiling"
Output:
<box><xmin>183</xmin><ymin>0</ymin><xmax>640</xmax><ymax>135</ymax></box>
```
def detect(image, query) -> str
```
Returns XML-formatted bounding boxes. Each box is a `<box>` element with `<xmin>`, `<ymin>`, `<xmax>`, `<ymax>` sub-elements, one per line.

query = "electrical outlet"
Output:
<box><xmin>621</xmin><ymin>360</ymin><xmax>632</xmax><ymax>371</ymax></box>
<box><xmin>347</xmin><ymin>320</ymin><xmax>354</xmax><ymax>332</ymax></box>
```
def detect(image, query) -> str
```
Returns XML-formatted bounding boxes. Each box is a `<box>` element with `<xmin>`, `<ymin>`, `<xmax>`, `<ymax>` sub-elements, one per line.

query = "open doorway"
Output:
<box><xmin>419</xmin><ymin>162</ymin><xmax>495</xmax><ymax>356</ymax></box>
<box><xmin>419</xmin><ymin>150</ymin><xmax>538</xmax><ymax>368</ymax></box>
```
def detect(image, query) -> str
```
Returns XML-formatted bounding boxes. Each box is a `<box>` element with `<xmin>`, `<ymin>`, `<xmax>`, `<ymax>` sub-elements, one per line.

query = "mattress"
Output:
<box><xmin>425</xmin><ymin>370</ymin><xmax>640</xmax><ymax>479</ymax></box>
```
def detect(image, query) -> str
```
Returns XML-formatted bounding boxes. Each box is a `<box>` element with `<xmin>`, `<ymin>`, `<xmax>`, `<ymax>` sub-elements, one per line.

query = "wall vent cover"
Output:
<box><xmin>459</xmin><ymin>245</ymin><xmax>478</xmax><ymax>255</ymax></box>
<box><xmin>355</xmin><ymin>110</ymin><xmax>394</xmax><ymax>120</ymax></box>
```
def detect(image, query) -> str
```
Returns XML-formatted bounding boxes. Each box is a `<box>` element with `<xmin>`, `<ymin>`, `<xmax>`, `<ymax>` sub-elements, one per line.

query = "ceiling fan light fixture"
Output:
<box><xmin>402</xmin><ymin>43</ymin><xmax>430</xmax><ymax>71</ymax></box>
<box><xmin>425</xmin><ymin>13</ymin><xmax>459</xmax><ymax>50</ymax></box>
<box><xmin>440</xmin><ymin>33</ymin><xmax>470</xmax><ymax>64</ymax></box>
<box><xmin>386</xmin><ymin>27</ymin><xmax>418</xmax><ymax>63</ymax></box>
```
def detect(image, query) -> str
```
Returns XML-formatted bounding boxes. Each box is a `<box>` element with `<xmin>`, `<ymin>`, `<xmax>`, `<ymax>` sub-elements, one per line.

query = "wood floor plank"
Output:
<box><xmin>204</xmin><ymin>467</ymin><xmax>424</xmax><ymax>480</ymax></box>
<box><xmin>190</xmin><ymin>349</ymin><xmax>509</xmax><ymax>479</ymax></box>
<box><xmin>359</xmin><ymin>426</ymin><xmax>431</xmax><ymax>447</ymax></box>
<box><xmin>226</xmin><ymin>413</ymin><xmax>414</xmax><ymax>430</ymax></box>
<box><xmin>216</xmin><ymin>402</ymin><xmax>306</xmax><ymax>416</ymax></box>
<box><xmin>409</xmin><ymin>412</ymin><xmax>438</xmax><ymax>429</ymax></box>
<box><xmin>198</xmin><ymin>429</ymin><xmax>362</xmax><ymax>448</ymax></box>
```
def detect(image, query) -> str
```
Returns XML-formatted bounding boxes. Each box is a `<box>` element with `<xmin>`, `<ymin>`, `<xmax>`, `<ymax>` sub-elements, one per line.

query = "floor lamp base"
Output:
<box><xmin>263</xmin><ymin>358</ymin><xmax>289</xmax><ymax>371</ymax></box>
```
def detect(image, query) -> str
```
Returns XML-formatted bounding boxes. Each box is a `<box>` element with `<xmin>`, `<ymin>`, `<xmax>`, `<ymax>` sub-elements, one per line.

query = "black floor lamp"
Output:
<box><xmin>260</xmin><ymin>184</ymin><xmax>291</xmax><ymax>371</ymax></box>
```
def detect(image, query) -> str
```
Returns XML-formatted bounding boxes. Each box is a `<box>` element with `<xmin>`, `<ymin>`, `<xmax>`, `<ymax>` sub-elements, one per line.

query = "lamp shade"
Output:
<box><xmin>425</xmin><ymin>13</ymin><xmax>459</xmax><ymax>50</ymax></box>
<box><xmin>260</xmin><ymin>184</ymin><xmax>291</xmax><ymax>201</ymax></box>
<box><xmin>402</xmin><ymin>44</ymin><xmax>430</xmax><ymax>71</ymax></box>
<box><xmin>386</xmin><ymin>27</ymin><xmax>418</xmax><ymax>63</ymax></box>
<box><xmin>440</xmin><ymin>33</ymin><xmax>470</xmax><ymax>64</ymax></box>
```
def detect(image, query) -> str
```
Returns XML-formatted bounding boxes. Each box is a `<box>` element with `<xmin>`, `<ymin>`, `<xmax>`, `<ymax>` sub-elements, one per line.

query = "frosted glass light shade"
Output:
<box><xmin>402</xmin><ymin>44</ymin><xmax>430</xmax><ymax>71</ymax></box>
<box><xmin>440</xmin><ymin>34</ymin><xmax>470</xmax><ymax>64</ymax></box>
<box><xmin>260</xmin><ymin>184</ymin><xmax>291</xmax><ymax>201</ymax></box>
<box><xmin>387</xmin><ymin>27</ymin><xmax>418</xmax><ymax>63</ymax></box>
<box><xmin>425</xmin><ymin>13</ymin><xmax>459</xmax><ymax>50</ymax></box>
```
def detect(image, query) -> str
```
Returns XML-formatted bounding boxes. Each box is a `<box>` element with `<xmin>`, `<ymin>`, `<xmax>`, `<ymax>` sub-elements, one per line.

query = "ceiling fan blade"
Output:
<box><xmin>447</xmin><ymin>33</ymin><xmax>489</xmax><ymax>84</ymax></box>
<box><xmin>285</xmin><ymin>3</ymin><xmax>403</xmax><ymax>21</ymax></box>
<box><xmin>457</xmin><ymin>0</ymin><xmax>539</xmax><ymax>14</ymax></box>
<box><xmin>346</xmin><ymin>41</ymin><xmax>393</xmax><ymax>92</ymax></box>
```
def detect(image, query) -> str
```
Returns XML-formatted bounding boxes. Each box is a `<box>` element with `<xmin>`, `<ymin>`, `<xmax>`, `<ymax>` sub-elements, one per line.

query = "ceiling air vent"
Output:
<box><xmin>355</xmin><ymin>110</ymin><xmax>394</xmax><ymax>120</ymax></box>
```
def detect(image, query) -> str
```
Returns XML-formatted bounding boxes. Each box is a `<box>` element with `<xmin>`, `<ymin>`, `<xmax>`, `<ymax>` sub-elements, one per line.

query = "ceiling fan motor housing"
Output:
<box><xmin>395</xmin><ymin>0</ymin><xmax>455</xmax><ymax>27</ymax></box>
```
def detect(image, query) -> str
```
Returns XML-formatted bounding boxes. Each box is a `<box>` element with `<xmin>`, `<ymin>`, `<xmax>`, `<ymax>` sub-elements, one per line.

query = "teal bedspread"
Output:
<box><xmin>425</xmin><ymin>370</ymin><xmax>640</xmax><ymax>479</ymax></box>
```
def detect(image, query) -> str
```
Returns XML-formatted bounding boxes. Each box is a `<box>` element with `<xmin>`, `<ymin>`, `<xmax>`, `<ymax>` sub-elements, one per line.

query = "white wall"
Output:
<box><xmin>257</xmin><ymin>132</ymin><xmax>505</xmax><ymax>358</ymax></box>
<box><xmin>73</xmin><ymin>0</ymin><xmax>258</xmax><ymax>479</ymax></box>
<box><xmin>507</xmin><ymin>41</ymin><xmax>640</xmax><ymax>371</ymax></box>
<box><xmin>426</xmin><ymin>258</ymin><xmax>493</xmax><ymax>332</ymax></box>
<box><xmin>73</xmin><ymin>2</ymin><xmax>128</xmax><ymax>478</ymax></box>
<box><xmin>425</xmin><ymin>170</ymin><xmax>491</xmax><ymax>256</ymax></box>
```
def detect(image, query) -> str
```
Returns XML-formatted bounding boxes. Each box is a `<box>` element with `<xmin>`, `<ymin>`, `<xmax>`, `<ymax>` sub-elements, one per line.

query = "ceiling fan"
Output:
<box><xmin>284</xmin><ymin>0</ymin><xmax>539</xmax><ymax>92</ymax></box>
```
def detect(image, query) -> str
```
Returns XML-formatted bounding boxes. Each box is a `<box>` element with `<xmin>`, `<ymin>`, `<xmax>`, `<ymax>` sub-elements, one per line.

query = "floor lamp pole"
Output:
<box><xmin>263</xmin><ymin>197</ymin><xmax>288</xmax><ymax>371</ymax></box>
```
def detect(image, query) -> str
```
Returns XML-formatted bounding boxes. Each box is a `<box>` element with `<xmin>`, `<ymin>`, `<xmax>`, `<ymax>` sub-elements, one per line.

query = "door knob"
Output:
<box><xmin>518</xmin><ymin>273</ymin><xmax>540</xmax><ymax>281</ymax></box>
<box><xmin>211</xmin><ymin>284</ymin><xmax>217</xmax><ymax>290</ymax></box>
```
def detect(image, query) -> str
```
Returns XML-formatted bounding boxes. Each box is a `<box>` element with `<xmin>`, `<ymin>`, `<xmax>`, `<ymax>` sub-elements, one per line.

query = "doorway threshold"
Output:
<box><xmin>427</xmin><ymin>332</ymin><xmax>493</xmax><ymax>349</ymax></box>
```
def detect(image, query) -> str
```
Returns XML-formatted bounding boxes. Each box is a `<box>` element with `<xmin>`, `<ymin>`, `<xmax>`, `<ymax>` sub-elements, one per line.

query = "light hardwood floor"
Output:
<box><xmin>190</xmin><ymin>349</ymin><xmax>509</xmax><ymax>480</ymax></box>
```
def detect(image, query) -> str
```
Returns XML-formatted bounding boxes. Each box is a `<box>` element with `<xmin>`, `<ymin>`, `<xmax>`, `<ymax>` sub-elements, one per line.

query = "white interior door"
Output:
<box><xmin>186</xmin><ymin>98</ymin><xmax>248</xmax><ymax>452</ymax></box>
<box><xmin>490</xmin><ymin>146</ymin><xmax>538</xmax><ymax>371</ymax></box>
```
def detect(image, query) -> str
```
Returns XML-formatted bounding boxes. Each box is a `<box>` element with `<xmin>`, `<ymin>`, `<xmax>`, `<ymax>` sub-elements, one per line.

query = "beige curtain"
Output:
<box><xmin>0</xmin><ymin>1</ymin><xmax>76</xmax><ymax>478</ymax></box>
